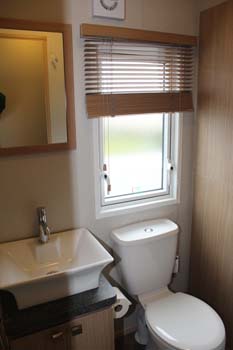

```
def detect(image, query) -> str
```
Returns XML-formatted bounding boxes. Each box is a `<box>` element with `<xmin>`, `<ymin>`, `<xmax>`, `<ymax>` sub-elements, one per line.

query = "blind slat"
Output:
<box><xmin>86</xmin><ymin>92</ymin><xmax>193</xmax><ymax>118</ymax></box>
<box><xmin>84</xmin><ymin>38</ymin><xmax>195</xmax><ymax>117</ymax></box>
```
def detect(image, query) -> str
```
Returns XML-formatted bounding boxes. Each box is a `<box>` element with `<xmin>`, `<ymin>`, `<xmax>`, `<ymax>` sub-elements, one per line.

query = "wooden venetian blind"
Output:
<box><xmin>83</xmin><ymin>25</ymin><xmax>196</xmax><ymax>118</ymax></box>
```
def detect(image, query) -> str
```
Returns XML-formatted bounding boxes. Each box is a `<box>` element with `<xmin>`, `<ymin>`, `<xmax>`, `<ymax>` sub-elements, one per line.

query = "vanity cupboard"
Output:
<box><xmin>10</xmin><ymin>307</ymin><xmax>114</xmax><ymax>350</ymax></box>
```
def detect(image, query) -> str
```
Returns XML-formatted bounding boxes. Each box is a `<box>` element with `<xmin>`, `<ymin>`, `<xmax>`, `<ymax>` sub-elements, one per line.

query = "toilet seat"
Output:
<box><xmin>145</xmin><ymin>292</ymin><xmax>225</xmax><ymax>350</ymax></box>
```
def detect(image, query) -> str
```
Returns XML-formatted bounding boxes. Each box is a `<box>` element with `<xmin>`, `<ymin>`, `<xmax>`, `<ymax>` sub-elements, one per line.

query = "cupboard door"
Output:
<box><xmin>0</xmin><ymin>319</ymin><xmax>9</xmax><ymax>350</ymax></box>
<box><xmin>44</xmin><ymin>326</ymin><xmax>70</xmax><ymax>350</ymax></box>
<box><xmin>11</xmin><ymin>324</ymin><xmax>70</xmax><ymax>350</ymax></box>
<box><xmin>11</xmin><ymin>335</ymin><xmax>42</xmax><ymax>350</ymax></box>
<box><xmin>69</xmin><ymin>308</ymin><xmax>114</xmax><ymax>350</ymax></box>
<box><xmin>10</xmin><ymin>307</ymin><xmax>114</xmax><ymax>350</ymax></box>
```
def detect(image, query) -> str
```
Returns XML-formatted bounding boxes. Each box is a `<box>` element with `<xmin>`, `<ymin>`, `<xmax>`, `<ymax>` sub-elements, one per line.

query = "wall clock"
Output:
<box><xmin>93</xmin><ymin>0</ymin><xmax>125</xmax><ymax>20</ymax></box>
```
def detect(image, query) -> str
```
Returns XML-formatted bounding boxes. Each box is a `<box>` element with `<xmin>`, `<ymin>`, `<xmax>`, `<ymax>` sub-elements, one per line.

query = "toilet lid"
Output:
<box><xmin>145</xmin><ymin>293</ymin><xmax>225</xmax><ymax>350</ymax></box>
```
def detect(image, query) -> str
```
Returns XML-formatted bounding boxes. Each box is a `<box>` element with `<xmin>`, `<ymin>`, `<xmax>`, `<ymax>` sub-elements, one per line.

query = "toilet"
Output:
<box><xmin>111</xmin><ymin>219</ymin><xmax>226</xmax><ymax>350</ymax></box>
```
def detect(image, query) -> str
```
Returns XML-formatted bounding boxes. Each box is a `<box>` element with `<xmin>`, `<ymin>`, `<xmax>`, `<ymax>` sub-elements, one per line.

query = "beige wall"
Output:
<box><xmin>0</xmin><ymin>0</ymin><xmax>198</xmax><ymax>329</ymax></box>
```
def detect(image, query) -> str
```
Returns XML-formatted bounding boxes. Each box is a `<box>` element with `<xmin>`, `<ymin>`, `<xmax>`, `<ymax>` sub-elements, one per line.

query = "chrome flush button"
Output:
<box><xmin>144</xmin><ymin>227</ymin><xmax>154</xmax><ymax>233</ymax></box>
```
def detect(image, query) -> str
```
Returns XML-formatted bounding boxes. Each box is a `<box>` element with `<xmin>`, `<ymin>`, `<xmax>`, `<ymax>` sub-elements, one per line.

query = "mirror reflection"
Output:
<box><xmin>0</xmin><ymin>28</ymin><xmax>67</xmax><ymax>148</ymax></box>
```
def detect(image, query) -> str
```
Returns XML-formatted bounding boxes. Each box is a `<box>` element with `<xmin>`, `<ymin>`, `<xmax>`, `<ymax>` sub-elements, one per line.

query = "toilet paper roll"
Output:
<box><xmin>113</xmin><ymin>287</ymin><xmax>132</xmax><ymax>319</ymax></box>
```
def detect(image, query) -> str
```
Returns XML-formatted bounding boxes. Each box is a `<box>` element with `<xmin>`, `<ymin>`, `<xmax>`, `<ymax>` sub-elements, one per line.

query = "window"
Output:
<box><xmin>83</xmin><ymin>26</ymin><xmax>194</xmax><ymax>217</ymax></box>
<box><xmin>94</xmin><ymin>112</ymin><xmax>181</xmax><ymax>217</ymax></box>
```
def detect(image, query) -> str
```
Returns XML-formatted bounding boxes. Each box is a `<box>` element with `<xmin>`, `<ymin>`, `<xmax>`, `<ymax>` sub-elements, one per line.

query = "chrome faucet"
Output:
<box><xmin>37</xmin><ymin>207</ymin><xmax>50</xmax><ymax>243</ymax></box>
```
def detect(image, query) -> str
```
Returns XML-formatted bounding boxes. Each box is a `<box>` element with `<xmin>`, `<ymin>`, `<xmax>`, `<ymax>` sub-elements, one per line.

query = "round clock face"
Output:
<box><xmin>100</xmin><ymin>0</ymin><xmax>119</xmax><ymax>11</ymax></box>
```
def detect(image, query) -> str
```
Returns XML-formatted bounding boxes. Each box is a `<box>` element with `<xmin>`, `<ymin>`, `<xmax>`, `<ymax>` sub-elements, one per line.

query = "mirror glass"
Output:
<box><xmin>0</xmin><ymin>28</ymin><xmax>68</xmax><ymax>148</ymax></box>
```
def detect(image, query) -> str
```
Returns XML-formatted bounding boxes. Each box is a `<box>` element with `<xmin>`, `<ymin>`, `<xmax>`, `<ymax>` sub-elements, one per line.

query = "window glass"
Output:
<box><xmin>101</xmin><ymin>113</ymin><xmax>172</xmax><ymax>205</ymax></box>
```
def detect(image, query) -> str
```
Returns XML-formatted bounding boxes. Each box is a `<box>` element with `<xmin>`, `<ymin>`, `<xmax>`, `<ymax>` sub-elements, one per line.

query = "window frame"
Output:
<box><xmin>93</xmin><ymin>113</ymin><xmax>183</xmax><ymax>219</ymax></box>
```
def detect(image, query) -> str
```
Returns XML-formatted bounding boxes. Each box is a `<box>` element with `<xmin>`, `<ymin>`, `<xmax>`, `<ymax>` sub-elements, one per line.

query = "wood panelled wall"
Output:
<box><xmin>190</xmin><ymin>1</ymin><xmax>233</xmax><ymax>348</ymax></box>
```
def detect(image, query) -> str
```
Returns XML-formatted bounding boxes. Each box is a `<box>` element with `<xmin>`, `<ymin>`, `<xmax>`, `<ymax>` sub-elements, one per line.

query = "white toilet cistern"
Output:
<box><xmin>111</xmin><ymin>219</ymin><xmax>226</xmax><ymax>350</ymax></box>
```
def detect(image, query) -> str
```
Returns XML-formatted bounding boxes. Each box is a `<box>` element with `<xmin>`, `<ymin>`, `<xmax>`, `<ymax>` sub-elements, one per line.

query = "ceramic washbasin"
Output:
<box><xmin>0</xmin><ymin>228</ymin><xmax>113</xmax><ymax>309</ymax></box>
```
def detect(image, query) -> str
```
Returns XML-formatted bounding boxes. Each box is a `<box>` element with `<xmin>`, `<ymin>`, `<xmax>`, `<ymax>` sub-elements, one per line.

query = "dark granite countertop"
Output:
<box><xmin>1</xmin><ymin>275</ymin><xmax>116</xmax><ymax>340</ymax></box>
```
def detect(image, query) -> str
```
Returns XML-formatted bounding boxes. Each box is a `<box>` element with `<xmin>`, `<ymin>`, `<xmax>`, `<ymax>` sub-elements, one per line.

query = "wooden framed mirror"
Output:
<box><xmin>0</xmin><ymin>18</ymin><xmax>76</xmax><ymax>156</ymax></box>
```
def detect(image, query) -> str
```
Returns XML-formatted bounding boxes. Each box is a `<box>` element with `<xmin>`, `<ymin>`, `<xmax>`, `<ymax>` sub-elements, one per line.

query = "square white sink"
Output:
<box><xmin>0</xmin><ymin>229</ymin><xmax>113</xmax><ymax>309</ymax></box>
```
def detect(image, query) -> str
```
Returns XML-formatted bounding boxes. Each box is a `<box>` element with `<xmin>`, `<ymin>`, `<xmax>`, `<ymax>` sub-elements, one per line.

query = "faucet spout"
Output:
<box><xmin>37</xmin><ymin>207</ymin><xmax>50</xmax><ymax>243</ymax></box>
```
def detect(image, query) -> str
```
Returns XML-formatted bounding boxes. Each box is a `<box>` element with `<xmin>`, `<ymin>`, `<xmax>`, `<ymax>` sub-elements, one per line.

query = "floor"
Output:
<box><xmin>115</xmin><ymin>333</ymin><xmax>145</xmax><ymax>350</ymax></box>
<box><xmin>115</xmin><ymin>335</ymin><xmax>231</xmax><ymax>350</ymax></box>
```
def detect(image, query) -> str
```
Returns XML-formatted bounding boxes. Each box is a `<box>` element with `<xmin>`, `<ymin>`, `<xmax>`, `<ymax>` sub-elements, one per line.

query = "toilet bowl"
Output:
<box><xmin>111</xmin><ymin>219</ymin><xmax>226</xmax><ymax>350</ymax></box>
<box><xmin>140</xmin><ymin>289</ymin><xmax>225</xmax><ymax>350</ymax></box>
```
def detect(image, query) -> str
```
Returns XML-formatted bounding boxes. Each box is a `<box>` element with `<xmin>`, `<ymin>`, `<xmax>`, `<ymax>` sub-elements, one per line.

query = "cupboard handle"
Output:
<box><xmin>71</xmin><ymin>325</ymin><xmax>83</xmax><ymax>336</ymax></box>
<box><xmin>51</xmin><ymin>331</ymin><xmax>64</xmax><ymax>340</ymax></box>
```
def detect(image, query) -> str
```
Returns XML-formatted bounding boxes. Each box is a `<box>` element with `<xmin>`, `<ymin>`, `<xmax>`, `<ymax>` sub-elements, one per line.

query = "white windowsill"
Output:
<box><xmin>96</xmin><ymin>196</ymin><xmax>179</xmax><ymax>219</ymax></box>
